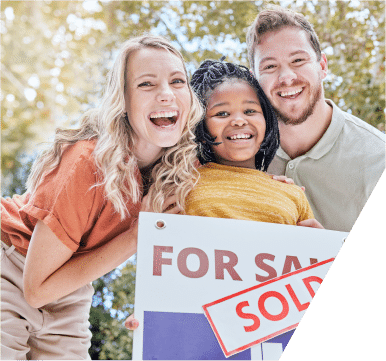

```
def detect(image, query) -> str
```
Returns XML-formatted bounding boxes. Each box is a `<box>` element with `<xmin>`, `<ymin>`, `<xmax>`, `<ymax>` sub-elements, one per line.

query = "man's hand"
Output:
<box><xmin>124</xmin><ymin>314</ymin><xmax>139</xmax><ymax>330</ymax></box>
<box><xmin>297</xmin><ymin>219</ymin><xmax>324</xmax><ymax>229</ymax></box>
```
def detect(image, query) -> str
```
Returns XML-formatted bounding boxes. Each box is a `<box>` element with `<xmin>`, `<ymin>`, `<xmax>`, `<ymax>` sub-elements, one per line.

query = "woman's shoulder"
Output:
<box><xmin>62</xmin><ymin>139</ymin><xmax>97</xmax><ymax>160</ymax></box>
<box><xmin>40</xmin><ymin>139</ymin><xmax>100</xmax><ymax>190</ymax></box>
<box><xmin>58</xmin><ymin>139</ymin><xmax>99</xmax><ymax>172</ymax></box>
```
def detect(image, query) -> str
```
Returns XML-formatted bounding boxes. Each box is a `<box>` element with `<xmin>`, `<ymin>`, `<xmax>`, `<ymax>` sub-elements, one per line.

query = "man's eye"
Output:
<box><xmin>264</xmin><ymin>64</ymin><xmax>276</xmax><ymax>70</ymax></box>
<box><xmin>293</xmin><ymin>58</ymin><xmax>305</xmax><ymax>63</ymax></box>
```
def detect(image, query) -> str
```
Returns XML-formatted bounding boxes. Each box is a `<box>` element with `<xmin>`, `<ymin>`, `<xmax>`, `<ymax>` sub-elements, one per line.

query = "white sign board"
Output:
<box><xmin>133</xmin><ymin>213</ymin><xmax>347</xmax><ymax>360</ymax></box>
<box><xmin>203</xmin><ymin>259</ymin><xmax>333</xmax><ymax>357</ymax></box>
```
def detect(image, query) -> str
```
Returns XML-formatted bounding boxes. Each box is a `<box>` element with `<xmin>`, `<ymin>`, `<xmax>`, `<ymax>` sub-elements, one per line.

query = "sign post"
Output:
<box><xmin>133</xmin><ymin>212</ymin><xmax>347</xmax><ymax>360</ymax></box>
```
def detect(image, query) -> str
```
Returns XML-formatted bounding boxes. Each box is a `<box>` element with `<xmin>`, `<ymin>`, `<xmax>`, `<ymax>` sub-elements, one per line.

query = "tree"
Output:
<box><xmin>89</xmin><ymin>261</ymin><xmax>136</xmax><ymax>360</ymax></box>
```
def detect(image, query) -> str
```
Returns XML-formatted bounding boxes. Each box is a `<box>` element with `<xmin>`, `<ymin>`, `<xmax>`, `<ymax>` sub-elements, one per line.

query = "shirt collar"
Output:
<box><xmin>275</xmin><ymin>99</ymin><xmax>345</xmax><ymax>160</ymax></box>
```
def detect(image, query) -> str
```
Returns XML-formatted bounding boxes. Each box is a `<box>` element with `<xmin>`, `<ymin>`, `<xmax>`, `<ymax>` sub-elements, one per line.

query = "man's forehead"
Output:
<box><xmin>254</xmin><ymin>27</ymin><xmax>315</xmax><ymax>63</ymax></box>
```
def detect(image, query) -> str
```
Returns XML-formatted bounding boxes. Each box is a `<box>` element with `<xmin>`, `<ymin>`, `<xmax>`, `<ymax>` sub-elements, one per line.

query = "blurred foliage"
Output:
<box><xmin>89</xmin><ymin>261</ymin><xmax>136</xmax><ymax>360</ymax></box>
<box><xmin>1</xmin><ymin>1</ymin><xmax>384</xmax><ymax>359</ymax></box>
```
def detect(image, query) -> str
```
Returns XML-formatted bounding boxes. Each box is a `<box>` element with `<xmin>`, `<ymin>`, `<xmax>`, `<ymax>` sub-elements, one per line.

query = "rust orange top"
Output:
<box><xmin>1</xmin><ymin>140</ymin><xmax>142</xmax><ymax>256</ymax></box>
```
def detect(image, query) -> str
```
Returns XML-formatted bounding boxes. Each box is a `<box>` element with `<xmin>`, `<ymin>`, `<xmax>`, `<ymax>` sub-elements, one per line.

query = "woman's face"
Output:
<box><xmin>205</xmin><ymin>80</ymin><xmax>266</xmax><ymax>169</ymax></box>
<box><xmin>125</xmin><ymin>47</ymin><xmax>191</xmax><ymax>165</ymax></box>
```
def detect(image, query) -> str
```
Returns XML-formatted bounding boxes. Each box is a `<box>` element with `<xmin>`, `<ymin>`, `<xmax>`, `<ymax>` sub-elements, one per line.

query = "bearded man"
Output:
<box><xmin>247</xmin><ymin>6</ymin><xmax>385</xmax><ymax>232</ymax></box>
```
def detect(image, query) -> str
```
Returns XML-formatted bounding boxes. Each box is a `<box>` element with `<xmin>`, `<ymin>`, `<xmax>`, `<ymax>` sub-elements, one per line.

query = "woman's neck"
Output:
<box><xmin>133</xmin><ymin>141</ymin><xmax>164</xmax><ymax>170</ymax></box>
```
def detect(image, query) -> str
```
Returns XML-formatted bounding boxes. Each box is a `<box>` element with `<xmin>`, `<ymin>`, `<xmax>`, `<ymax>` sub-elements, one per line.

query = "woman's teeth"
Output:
<box><xmin>150</xmin><ymin>110</ymin><xmax>178</xmax><ymax>119</ymax></box>
<box><xmin>149</xmin><ymin>110</ymin><xmax>178</xmax><ymax>126</ymax></box>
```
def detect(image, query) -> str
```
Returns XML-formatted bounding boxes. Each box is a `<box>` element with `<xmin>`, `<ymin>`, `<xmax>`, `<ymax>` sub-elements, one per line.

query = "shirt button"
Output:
<box><xmin>288</xmin><ymin>163</ymin><xmax>294</xmax><ymax>170</ymax></box>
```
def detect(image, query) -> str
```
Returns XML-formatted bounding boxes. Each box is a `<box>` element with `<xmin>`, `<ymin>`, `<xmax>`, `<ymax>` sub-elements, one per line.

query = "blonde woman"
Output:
<box><xmin>1</xmin><ymin>35</ymin><xmax>203</xmax><ymax>360</ymax></box>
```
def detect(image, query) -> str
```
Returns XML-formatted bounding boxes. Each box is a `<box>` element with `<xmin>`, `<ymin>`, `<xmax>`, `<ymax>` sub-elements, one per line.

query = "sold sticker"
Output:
<box><xmin>202</xmin><ymin>258</ymin><xmax>334</xmax><ymax>358</ymax></box>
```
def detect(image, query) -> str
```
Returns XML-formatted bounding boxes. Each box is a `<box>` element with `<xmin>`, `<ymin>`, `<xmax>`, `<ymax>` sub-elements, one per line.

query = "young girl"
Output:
<box><xmin>1</xmin><ymin>35</ymin><xmax>203</xmax><ymax>359</ymax></box>
<box><xmin>185</xmin><ymin>59</ymin><xmax>322</xmax><ymax>227</ymax></box>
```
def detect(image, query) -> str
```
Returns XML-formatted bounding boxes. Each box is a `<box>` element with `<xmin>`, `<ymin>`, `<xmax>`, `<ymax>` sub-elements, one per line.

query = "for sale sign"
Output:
<box><xmin>133</xmin><ymin>213</ymin><xmax>347</xmax><ymax>360</ymax></box>
<box><xmin>203</xmin><ymin>259</ymin><xmax>333</xmax><ymax>357</ymax></box>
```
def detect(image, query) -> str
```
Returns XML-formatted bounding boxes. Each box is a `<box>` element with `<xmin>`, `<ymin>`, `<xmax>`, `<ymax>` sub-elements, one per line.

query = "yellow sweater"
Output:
<box><xmin>185</xmin><ymin>163</ymin><xmax>314</xmax><ymax>225</ymax></box>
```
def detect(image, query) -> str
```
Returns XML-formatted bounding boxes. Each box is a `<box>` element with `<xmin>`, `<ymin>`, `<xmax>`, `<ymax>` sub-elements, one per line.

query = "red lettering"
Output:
<box><xmin>235</xmin><ymin>301</ymin><xmax>260</xmax><ymax>332</ymax></box>
<box><xmin>177</xmin><ymin>248</ymin><xmax>209</xmax><ymax>278</ymax></box>
<box><xmin>258</xmin><ymin>291</ymin><xmax>289</xmax><ymax>321</ymax></box>
<box><xmin>303</xmin><ymin>276</ymin><xmax>323</xmax><ymax>298</ymax></box>
<box><xmin>255</xmin><ymin>253</ymin><xmax>277</xmax><ymax>282</ymax></box>
<box><xmin>285</xmin><ymin>284</ymin><xmax>310</xmax><ymax>312</ymax></box>
<box><xmin>153</xmin><ymin>246</ymin><xmax>173</xmax><ymax>276</ymax></box>
<box><xmin>282</xmin><ymin>255</ymin><xmax>302</xmax><ymax>275</ymax></box>
<box><xmin>215</xmin><ymin>250</ymin><xmax>242</xmax><ymax>281</ymax></box>
<box><xmin>310</xmin><ymin>258</ymin><xmax>318</xmax><ymax>265</ymax></box>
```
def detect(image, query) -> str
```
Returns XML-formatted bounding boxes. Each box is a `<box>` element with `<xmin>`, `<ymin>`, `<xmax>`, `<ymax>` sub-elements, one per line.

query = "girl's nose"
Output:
<box><xmin>230</xmin><ymin>116</ymin><xmax>248</xmax><ymax>127</ymax></box>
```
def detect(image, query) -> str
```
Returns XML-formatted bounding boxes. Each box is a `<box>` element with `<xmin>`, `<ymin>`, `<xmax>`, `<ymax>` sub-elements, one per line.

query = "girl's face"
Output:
<box><xmin>125</xmin><ymin>47</ymin><xmax>191</xmax><ymax>166</ymax></box>
<box><xmin>205</xmin><ymin>80</ymin><xmax>266</xmax><ymax>169</ymax></box>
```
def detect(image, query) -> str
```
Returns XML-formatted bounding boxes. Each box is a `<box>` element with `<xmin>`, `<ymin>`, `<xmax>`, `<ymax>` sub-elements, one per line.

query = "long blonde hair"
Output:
<box><xmin>26</xmin><ymin>35</ymin><xmax>203</xmax><ymax>219</ymax></box>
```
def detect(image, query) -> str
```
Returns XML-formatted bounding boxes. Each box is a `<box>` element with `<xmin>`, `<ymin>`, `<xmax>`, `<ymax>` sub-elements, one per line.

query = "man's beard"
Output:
<box><xmin>273</xmin><ymin>82</ymin><xmax>323</xmax><ymax>126</ymax></box>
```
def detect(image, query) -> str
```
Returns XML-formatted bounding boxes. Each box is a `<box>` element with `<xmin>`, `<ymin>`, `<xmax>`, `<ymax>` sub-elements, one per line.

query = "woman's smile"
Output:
<box><xmin>125</xmin><ymin>47</ymin><xmax>191</xmax><ymax>166</ymax></box>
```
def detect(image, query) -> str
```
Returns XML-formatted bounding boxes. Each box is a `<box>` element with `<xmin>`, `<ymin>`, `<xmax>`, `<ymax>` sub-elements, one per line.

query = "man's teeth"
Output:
<box><xmin>279</xmin><ymin>88</ymin><xmax>302</xmax><ymax>97</ymax></box>
<box><xmin>229</xmin><ymin>134</ymin><xmax>252</xmax><ymax>140</ymax></box>
<box><xmin>150</xmin><ymin>110</ymin><xmax>178</xmax><ymax>119</ymax></box>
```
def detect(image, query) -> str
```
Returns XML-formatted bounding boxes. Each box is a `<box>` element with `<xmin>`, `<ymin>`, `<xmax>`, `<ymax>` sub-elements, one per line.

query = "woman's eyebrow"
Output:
<box><xmin>133</xmin><ymin>73</ymin><xmax>156</xmax><ymax>82</ymax></box>
<box><xmin>134</xmin><ymin>70</ymin><xmax>185</xmax><ymax>82</ymax></box>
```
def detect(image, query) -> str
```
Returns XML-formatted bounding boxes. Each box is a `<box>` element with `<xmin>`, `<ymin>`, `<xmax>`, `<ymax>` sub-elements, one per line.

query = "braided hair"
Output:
<box><xmin>190</xmin><ymin>59</ymin><xmax>279</xmax><ymax>171</ymax></box>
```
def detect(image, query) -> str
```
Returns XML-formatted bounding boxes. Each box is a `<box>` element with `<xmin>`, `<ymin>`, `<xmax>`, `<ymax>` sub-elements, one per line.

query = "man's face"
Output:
<box><xmin>253</xmin><ymin>27</ymin><xmax>328</xmax><ymax>125</ymax></box>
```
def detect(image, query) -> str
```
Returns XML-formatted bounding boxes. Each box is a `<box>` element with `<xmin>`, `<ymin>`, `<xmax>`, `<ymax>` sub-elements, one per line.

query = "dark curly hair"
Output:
<box><xmin>190</xmin><ymin>59</ymin><xmax>279</xmax><ymax>171</ymax></box>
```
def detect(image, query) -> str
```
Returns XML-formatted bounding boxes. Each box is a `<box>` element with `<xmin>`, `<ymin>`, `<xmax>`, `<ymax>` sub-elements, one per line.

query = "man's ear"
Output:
<box><xmin>319</xmin><ymin>53</ymin><xmax>328</xmax><ymax>80</ymax></box>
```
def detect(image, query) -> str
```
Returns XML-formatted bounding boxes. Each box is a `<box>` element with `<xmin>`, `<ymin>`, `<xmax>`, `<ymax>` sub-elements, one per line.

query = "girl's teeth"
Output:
<box><xmin>229</xmin><ymin>134</ymin><xmax>252</xmax><ymax>140</ymax></box>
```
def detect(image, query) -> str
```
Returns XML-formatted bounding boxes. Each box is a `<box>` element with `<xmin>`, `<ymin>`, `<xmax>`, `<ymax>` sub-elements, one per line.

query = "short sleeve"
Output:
<box><xmin>19</xmin><ymin>141</ymin><xmax>99</xmax><ymax>252</ymax></box>
<box><xmin>297</xmin><ymin>189</ymin><xmax>315</xmax><ymax>223</ymax></box>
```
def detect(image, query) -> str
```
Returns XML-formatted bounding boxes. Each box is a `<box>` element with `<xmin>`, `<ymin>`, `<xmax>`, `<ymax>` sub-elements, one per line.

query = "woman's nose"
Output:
<box><xmin>156</xmin><ymin>83</ymin><xmax>175</xmax><ymax>103</ymax></box>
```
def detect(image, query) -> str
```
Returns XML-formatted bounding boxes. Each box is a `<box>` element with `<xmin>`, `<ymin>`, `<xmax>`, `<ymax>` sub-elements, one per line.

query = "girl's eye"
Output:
<box><xmin>214</xmin><ymin>111</ymin><xmax>229</xmax><ymax>117</ymax></box>
<box><xmin>245</xmin><ymin>109</ymin><xmax>257</xmax><ymax>114</ymax></box>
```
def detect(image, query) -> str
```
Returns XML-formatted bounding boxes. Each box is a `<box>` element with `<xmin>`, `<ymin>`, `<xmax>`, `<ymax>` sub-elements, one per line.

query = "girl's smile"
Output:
<box><xmin>205</xmin><ymin>80</ymin><xmax>266</xmax><ymax>169</ymax></box>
